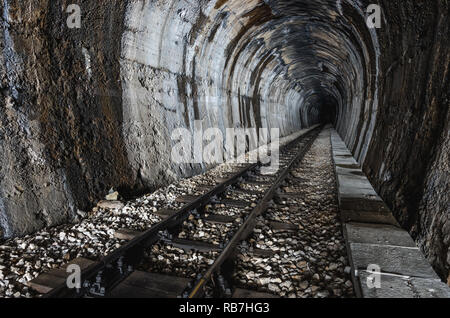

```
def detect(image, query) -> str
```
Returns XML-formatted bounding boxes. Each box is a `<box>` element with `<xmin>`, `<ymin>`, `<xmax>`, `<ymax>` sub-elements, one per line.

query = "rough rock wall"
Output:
<box><xmin>0</xmin><ymin>0</ymin><xmax>448</xmax><ymax>281</ymax></box>
<box><xmin>358</xmin><ymin>0</ymin><xmax>449</xmax><ymax>281</ymax></box>
<box><xmin>0</xmin><ymin>0</ymin><xmax>132</xmax><ymax>237</ymax></box>
<box><xmin>417</xmin><ymin>111</ymin><xmax>449</xmax><ymax>284</ymax></box>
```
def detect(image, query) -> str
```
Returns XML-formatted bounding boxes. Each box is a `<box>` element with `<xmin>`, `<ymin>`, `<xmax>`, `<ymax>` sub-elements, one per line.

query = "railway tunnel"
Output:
<box><xmin>0</xmin><ymin>0</ymin><xmax>449</xmax><ymax>298</ymax></box>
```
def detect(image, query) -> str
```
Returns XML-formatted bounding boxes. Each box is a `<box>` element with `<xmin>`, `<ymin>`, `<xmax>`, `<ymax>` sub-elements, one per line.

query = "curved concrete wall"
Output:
<box><xmin>0</xmin><ymin>0</ymin><xmax>448</xmax><ymax>280</ymax></box>
<box><xmin>119</xmin><ymin>0</ymin><xmax>380</xmax><ymax>187</ymax></box>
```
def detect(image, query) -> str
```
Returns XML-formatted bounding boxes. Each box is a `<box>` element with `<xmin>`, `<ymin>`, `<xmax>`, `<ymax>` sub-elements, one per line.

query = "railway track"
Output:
<box><xmin>39</xmin><ymin>126</ymin><xmax>322</xmax><ymax>298</ymax></box>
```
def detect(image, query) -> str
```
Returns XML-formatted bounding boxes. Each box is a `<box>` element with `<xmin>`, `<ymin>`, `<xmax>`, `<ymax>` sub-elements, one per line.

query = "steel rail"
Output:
<box><xmin>45</xmin><ymin>126</ymin><xmax>320</xmax><ymax>298</ymax></box>
<box><xmin>44</xmin><ymin>162</ymin><xmax>258</xmax><ymax>298</ymax></box>
<box><xmin>188</xmin><ymin>128</ymin><xmax>320</xmax><ymax>298</ymax></box>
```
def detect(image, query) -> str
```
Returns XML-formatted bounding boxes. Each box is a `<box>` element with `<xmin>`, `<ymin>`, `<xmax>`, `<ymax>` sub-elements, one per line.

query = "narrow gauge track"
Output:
<box><xmin>44</xmin><ymin>126</ymin><xmax>322</xmax><ymax>298</ymax></box>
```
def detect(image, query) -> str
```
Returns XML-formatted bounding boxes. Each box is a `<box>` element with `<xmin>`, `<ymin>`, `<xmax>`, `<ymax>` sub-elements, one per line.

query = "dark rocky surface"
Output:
<box><xmin>0</xmin><ymin>0</ymin><xmax>448</xmax><ymax>282</ymax></box>
<box><xmin>359</xmin><ymin>0</ymin><xmax>449</xmax><ymax>282</ymax></box>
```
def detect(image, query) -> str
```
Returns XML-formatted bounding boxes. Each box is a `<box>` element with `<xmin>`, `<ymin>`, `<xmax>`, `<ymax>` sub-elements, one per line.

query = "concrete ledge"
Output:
<box><xmin>350</xmin><ymin>243</ymin><xmax>439</xmax><ymax>279</ymax></box>
<box><xmin>358</xmin><ymin>272</ymin><xmax>450</xmax><ymax>298</ymax></box>
<box><xmin>345</xmin><ymin>223</ymin><xmax>416</xmax><ymax>247</ymax></box>
<box><xmin>330</xmin><ymin>129</ymin><xmax>450</xmax><ymax>298</ymax></box>
<box><xmin>330</xmin><ymin>133</ymin><xmax>400</xmax><ymax>225</ymax></box>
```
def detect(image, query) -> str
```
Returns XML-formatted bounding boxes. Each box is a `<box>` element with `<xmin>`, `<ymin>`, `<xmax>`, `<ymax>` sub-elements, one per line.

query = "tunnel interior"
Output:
<box><xmin>118</xmin><ymin>0</ymin><xmax>379</xmax><ymax>165</ymax></box>
<box><xmin>0</xmin><ymin>0</ymin><xmax>448</xmax><ymax>283</ymax></box>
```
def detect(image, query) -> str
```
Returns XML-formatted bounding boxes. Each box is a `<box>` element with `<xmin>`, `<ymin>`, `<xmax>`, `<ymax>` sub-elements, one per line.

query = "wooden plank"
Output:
<box><xmin>109</xmin><ymin>271</ymin><xmax>191</xmax><ymax>298</ymax></box>
<box><xmin>64</xmin><ymin>257</ymin><xmax>98</xmax><ymax>271</ymax></box>
<box><xmin>154</xmin><ymin>208</ymin><xmax>176</xmax><ymax>219</ymax></box>
<box><xmin>204</xmin><ymin>214</ymin><xmax>235</xmax><ymax>224</ymax></box>
<box><xmin>269</xmin><ymin>221</ymin><xmax>297</xmax><ymax>232</ymax></box>
<box><xmin>249</xmin><ymin>249</ymin><xmax>276</xmax><ymax>257</ymax></box>
<box><xmin>228</xmin><ymin>189</ymin><xmax>262</xmax><ymax>197</ymax></box>
<box><xmin>170</xmin><ymin>238</ymin><xmax>222</xmax><ymax>252</ymax></box>
<box><xmin>215</xmin><ymin>174</ymin><xmax>236</xmax><ymax>183</ymax></box>
<box><xmin>27</xmin><ymin>271</ymin><xmax>67</xmax><ymax>294</ymax></box>
<box><xmin>232</xmin><ymin>288</ymin><xmax>279</xmax><ymax>298</ymax></box>
<box><xmin>175</xmin><ymin>195</ymin><xmax>200</xmax><ymax>204</ymax></box>
<box><xmin>241</xmin><ymin>180</ymin><xmax>270</xmax><ymax>187</ymax></box>
<box><xmin>215</xmin><ymin>178</ymin><xmax>229</xmax><ymax>183</ymax></box>
<box><xmin>27</xmin><ymin>257</ymin><xmax>98</xmax><ymax>294</ymax></box>
<box><xmin>219</xmin><ymin>199</ymin><xmax>249</xmax><ymax>208</ymax></box>
<box><xmin>249</xmin><ymin>175</ymin><xmax>277</xmax><ymax>181</ymax></box>
<box><xmin>114</xmin><ymin>228</ymin><xmax>142</xmax><ymax>241</ymax></box>
<box><xmin>276</xmin><ymin>193</ymin><xmax>302</xmax><ymax>199</ymax></box>
<box><xmin>195</xmin><ymin>185</ymin><xmax>214</xmax><ymax>192</ymax></box>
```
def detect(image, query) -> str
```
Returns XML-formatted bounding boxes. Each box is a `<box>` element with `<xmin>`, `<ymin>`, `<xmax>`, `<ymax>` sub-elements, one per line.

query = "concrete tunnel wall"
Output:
<box><xmin>120</xmin><ymin>0</ymin><xmax>376</xmax><ymax>191</ymax></box>
<box><xmin>0</xmin><ymin>0</ymin><xmax>448</xmax><ymax>281</ymax></box>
